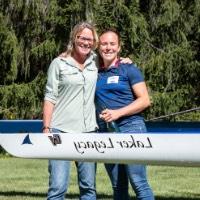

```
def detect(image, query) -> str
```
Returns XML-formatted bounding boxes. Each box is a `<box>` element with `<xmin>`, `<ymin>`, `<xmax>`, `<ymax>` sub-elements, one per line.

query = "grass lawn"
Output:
<box><xmin>0</xmin><ymin>157</ymin><xmax>200</xmax><ymax>200</ymax></box>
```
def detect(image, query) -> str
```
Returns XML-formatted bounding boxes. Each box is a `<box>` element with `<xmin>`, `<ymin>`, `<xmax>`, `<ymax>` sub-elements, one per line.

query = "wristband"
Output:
<box><xmin>42</xmin><ymin>126</ymin><xmax>50</xmax><ymax>131</ymax></box>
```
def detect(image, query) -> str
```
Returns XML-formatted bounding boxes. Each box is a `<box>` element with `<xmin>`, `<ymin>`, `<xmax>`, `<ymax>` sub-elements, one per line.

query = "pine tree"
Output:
<box><xmin>0</xmin><ymin>0</ymin><xmax>199</xmax><ymax>120</ymax></box>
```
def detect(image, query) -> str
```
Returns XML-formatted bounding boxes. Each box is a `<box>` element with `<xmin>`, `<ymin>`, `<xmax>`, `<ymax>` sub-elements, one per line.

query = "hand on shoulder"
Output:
<box><xmin>119</xmin><ymin>57</ymin><xmax>133</xmax><ymax>64</ymax></box>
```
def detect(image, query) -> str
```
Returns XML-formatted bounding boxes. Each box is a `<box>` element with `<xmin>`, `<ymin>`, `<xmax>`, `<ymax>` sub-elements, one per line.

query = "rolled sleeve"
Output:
<box><xmin>44</xmin><ymin>58</ymin><xmax>60</xmax><ymax>104</ymax></box>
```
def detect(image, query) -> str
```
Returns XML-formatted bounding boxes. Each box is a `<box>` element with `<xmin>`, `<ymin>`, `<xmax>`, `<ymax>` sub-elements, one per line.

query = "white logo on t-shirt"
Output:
<box><xmin>107</xmin><ymin>76</ymin><xmax>119</xmax><ymax>84</ymax></box>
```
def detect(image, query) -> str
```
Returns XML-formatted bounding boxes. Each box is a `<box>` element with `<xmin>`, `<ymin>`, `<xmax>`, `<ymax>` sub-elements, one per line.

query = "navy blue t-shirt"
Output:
<box><xmin>95</xmin><ymin>62</ymin><xmax>144</xmax><ymax>126</ymax></box>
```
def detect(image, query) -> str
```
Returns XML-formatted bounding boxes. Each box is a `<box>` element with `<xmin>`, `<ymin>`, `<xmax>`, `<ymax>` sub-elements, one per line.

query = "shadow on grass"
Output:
<box><xmin>153</xmin><ymin>198</ymin><xmax>200</xmax><ymax>200</ymax></box>
<box><xmin>0</xmin><ymin>191</ymin><xmax>200</xmax><ymax>200</ymax></box>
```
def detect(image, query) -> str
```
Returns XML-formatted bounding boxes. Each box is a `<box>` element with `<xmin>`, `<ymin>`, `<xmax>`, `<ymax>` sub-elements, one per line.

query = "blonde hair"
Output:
<box><xmin>66</xmin><ymin>21</ymin><xmax>98</xmax><ymax>55</ymax></box>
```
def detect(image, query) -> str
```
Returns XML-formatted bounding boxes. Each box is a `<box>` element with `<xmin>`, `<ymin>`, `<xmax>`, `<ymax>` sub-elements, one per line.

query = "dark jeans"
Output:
<box><xmin>105</xmin><ymin>120</ymin><xmax>154</xmax><ymax>200</ymax></box>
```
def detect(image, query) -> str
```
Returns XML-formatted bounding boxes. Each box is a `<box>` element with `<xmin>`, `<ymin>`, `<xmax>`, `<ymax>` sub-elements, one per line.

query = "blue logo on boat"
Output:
<box><xmin>22</xmin><ymin>134</ymin><xmax>33</xmax><ymax>145</ymax></box>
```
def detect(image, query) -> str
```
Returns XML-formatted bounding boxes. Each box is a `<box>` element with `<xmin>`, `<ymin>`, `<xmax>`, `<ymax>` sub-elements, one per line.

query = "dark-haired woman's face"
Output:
<box><xmin>74</xmin><ymin>28</ymin><xmax>94</xmax><ymax>57</ymax></box>
<box><xmin>99</xmin><ymin>32</ymin><xmax>120</xmax><ymax>66</ymax></box>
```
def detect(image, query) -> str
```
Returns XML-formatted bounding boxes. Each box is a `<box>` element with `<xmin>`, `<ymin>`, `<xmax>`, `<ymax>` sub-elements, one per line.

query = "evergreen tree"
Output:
<box><xmin>0</xmin><ymin>0</ymin><xmax>199</xmax><ymax>120</ymax></box>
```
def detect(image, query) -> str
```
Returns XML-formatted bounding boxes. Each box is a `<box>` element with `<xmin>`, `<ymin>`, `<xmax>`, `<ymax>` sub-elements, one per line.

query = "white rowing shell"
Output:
<box><xmin>0</xmin><ymin>133</ymin><xmax>200</xmax><ymax>166</ymax></box>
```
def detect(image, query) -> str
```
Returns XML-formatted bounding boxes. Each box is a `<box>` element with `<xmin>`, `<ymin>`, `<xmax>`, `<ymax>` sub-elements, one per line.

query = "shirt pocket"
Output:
<box><xmin>86</xmin><ymin>64</ymin><xmax>97</xmax><ymax>72</ymax></box>
<box><xmin>60</xmin><ymin>68</ymin><xmax>83</xmax><ymax>85</ymax></box>
<box><xmin>60</xmin><ymin>67</ymin><xmax>78</xmax><ymax>75</ymax></box>
<box><xmin>85</xmin><ymin>64</ymin><xmax>98</xmax><ymax>83</ymax></box>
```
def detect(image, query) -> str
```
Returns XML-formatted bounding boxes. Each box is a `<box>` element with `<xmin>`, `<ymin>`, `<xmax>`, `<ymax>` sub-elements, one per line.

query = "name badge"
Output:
<box><xmin>107</xmin><ymin>76</ymin><xmax>119</xmax><ymax>84</ymax></box>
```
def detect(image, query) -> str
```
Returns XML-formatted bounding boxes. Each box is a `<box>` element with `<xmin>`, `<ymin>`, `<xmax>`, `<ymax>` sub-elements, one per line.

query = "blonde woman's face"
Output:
<box><xmin>74</xmin><ymin>28</ymin><xmax>94</xmax><ymax>57</ymax></box>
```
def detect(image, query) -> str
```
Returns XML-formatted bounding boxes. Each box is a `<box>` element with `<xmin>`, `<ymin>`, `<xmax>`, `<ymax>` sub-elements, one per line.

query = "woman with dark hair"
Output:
<box><xmin>96</xmin><ymin>28</ymin><xmax>154</xmax><ymax>200</ymax></box>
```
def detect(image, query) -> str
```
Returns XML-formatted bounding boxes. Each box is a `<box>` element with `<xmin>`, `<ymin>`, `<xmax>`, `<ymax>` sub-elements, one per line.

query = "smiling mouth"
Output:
<box><xmin>103</xmin><ymin>52</ymin><xmax>114</xmax><ymax>56</ymax></box>
<box><xmin>80</xmin><ymin>44</ymin><xmax>91</xmax><ymax>49</ymax></box>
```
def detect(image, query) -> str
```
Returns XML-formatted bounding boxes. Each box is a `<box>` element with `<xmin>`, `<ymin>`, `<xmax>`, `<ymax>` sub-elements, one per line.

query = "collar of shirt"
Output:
<box><xmin>60</xmin><ymin>51</ymin><xmax>96</xmax><ymax>69</ymax></box>
<box><xmin>99</xmin><ymin>59</ymin><xmax>120</xmax><ymax>72</ymax></box>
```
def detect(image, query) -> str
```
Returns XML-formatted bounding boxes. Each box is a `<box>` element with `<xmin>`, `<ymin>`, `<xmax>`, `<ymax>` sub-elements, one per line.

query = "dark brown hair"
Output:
<box><xmin>99</xmin><ymin>28</ymin><xmax>121</xmax><ymax>45</ymax></box>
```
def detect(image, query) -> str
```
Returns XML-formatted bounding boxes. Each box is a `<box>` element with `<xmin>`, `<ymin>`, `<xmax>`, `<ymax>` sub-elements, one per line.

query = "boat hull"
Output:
<box><xmin>0</xmin><ymin>132</ymin><xmax>200</xmax><ymax>166</ymax></box>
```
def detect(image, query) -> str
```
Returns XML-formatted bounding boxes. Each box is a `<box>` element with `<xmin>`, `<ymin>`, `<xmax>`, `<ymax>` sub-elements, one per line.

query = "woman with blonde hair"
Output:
<box><xmin>43</xmin><ymin>21</ymin><xmax>98</xmax><ymax>200</ymax></box>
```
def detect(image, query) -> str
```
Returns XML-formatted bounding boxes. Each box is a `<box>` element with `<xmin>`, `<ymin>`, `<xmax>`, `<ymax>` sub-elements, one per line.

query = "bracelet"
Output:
<box><xmin>42</xmin><ymin>126</ymin><xmax>50</xmax><ymax>131</ymax></box>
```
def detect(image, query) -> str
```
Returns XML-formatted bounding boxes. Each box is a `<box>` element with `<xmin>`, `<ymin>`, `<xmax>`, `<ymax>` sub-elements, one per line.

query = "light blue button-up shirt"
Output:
<box><xmin>44</xmin><ymin>53</ymin><xmax>98</xmax><ymax>133</ymax></box>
